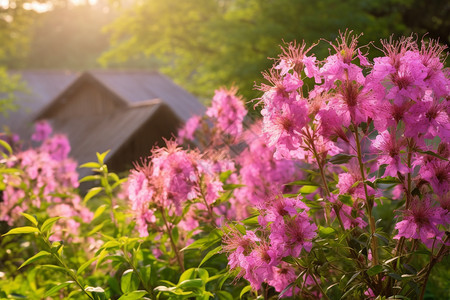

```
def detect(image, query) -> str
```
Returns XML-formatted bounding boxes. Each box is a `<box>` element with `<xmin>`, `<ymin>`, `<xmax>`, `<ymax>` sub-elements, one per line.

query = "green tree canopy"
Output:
<box><xmin>100</xmin><ymin>0</ymin><xmax>448</xmax><ymax>101</ymax></box>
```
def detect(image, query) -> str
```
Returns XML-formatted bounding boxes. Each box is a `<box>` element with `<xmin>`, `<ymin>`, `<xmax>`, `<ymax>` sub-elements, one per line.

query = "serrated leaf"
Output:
<box><xmin>117</xmin><ymin>290</ymin><xmax>148</xmax><ymax>300</ymax></box>
<box><xmin>198</xmin><ymin>246</ymin><xmax>221</xmax><ymax>267</ymax></box>
<box><xmin>44</xmin><ymin>281</ymin><xmax>74</xmax><ymax>297</ymax></box>
<box><xmin>84</xmin><ymin>187</ymin><xmax>102</xmax><ymax>204</ymax></box>
<box><xmin>121</xmin><ymin>269</ymin><xmax>139</xmax><ymax>294</ymax></box>
<box><xmin>240</xmin><ymin>285</ymin><xmax>252</xmax><ymax>299</ymax></box>
<box><xmin>2</xmin><ymin>226</ymin><xmax>39</xmax><ymax>236</ymax></box>
<box><xmin>41</xmin><ymin>217</ymin><xmax>63</xmax><ymax>233</ymax></box>
<box><xmin>19</xmin><ymin>251</ymin><xmax>51</xmax><ymax>269</ymax></box>
<box><xmin>21</xmin><ymin>212</ymin><xmax>38</xmax><ymax>226</ymax></box>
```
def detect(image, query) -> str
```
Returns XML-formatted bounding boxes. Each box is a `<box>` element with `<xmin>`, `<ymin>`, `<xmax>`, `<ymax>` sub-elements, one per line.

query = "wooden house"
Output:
<box><xmin>1</xmin><ymin>70</ymin><xmax>205</xmax><ymax>176</ymax></box>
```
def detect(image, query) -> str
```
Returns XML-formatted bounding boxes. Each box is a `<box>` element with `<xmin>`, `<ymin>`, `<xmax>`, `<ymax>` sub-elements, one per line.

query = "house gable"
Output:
<box><xmin>36</xmin><ymin>72</ymin><xmax>128</xmax><ymax>122</ymax></box>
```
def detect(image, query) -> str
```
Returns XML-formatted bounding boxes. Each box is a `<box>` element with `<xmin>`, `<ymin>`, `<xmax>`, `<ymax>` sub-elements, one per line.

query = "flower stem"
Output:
<box><xmin>42</xmin><ymin>235</ymin><xmax>95</xmax><ymax>300</ymax></box>
<box><xmin>418</xmin><ymin>235</ymin><xmax>448</xmax><ymax>300</ymax></box>
<box><xmin>352</xmin><ymin>123</ymin><xmax>379</xmax><ymax>267</ymax></box>
<box><xmin>122</xmin><ymin>247</ymin><xmax>155</xmax><ymax>298</ymax></box>
<box><xmin>159</xmin><ymin>207</ymin><xmax>185</xmax><ymax>272</ymax></box>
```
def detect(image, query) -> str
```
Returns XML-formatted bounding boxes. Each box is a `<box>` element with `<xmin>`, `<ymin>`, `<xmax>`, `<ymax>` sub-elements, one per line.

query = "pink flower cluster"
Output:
<box><xmin>178</xmin><ymin>87</ymin><xmax>247</xmax><ymax>144</ymax></box>
<box><xmin>127</xmin><ymin>140</ymin><xmax>224</xmax><ymax>236</ymax></box>
<box><xmin>1</xmin><ymin>121</ymin><xmax>92</xmax><ymax>240</ymax></box>
<box><xmin>223</xmin><ymin>194</ymin><xmax>317</xmax><ymax>295</ymax></box>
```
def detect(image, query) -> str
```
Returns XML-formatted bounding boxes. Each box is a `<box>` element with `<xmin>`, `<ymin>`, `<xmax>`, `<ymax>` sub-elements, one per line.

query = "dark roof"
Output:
<box><xmin>36</xmin><ymin>70</ymin><xmax>205</xmax><ymax>122</ymax></box>
<box><xmin>1</xmin><ymin>70</ymin><xmax>205</xmax><ymax>171</ymax></box>
<box><xmin>2</xmin><ymin>70</ymin><xmax>79</xmax><ymax>140</ymax></box>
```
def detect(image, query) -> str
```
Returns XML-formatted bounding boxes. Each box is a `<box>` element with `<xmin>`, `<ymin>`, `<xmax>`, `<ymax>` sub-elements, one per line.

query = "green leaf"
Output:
<box><xmin>84</xmin><ymin>187</ymin><xmax>103</xmax><ymax>204</ymax></box>
<box><xmin>318</xmin><ymin>226</ymin><xmax>335</xmax><ymax>238</ymax></box>
<box><xmin>338</xmin><ymin>194</ymin><xmax>353</xmax><ymax>206</ymax></box>
<box><xmin>93</xmin><ymin>205</ymin><xmax>108</xmax><ymax>220</ymax></box>
<box><xmin>418</xmin><ymin>150</ymin><xmax>449</xmax><ymax>161</ymax></box>
<box><xmin>121</xmin><ymin>269</ymin><xmax>139</xmax><ymax>294</ymax></box>
<box><xmin>178</xmin><ymin>268</ymin><xmax>196</xmax><ymax>283</ymax></box>
<box><xmin>299</xmin><ymin>185</ymin><xmax>318</xmax><ymax>194</ymax></box>
<box><xmin>285</xmin><ymin>180</ymin><xmax>319</xmax><ymax>186</ymax></box>
<box><xmin>222</xmin><ymin>184</ymin><xmax>245</xmax><ymax>190</ymax></box>
<box><xmin>117</xmin><ymin>290</ymin><xmax>148</xmax><ymax>300</ymax></box>
<box><xmin>88</xmin><ymin>222</ymin><xmax>105</xmax><ymax>236</ymax></box>
<box><xmin>19</xmin><ymin>251</ymin><xmax>51</xmax><ymax>269</ymax></box>
<box><xmin>177</xmin><ymin>279</ymin><xmax>203</xmax><ymax>289</ymax></box>
<box><xmin>41</xmin><ymin>217</ymin><xmax>63</xmax><ymax>233</ymax></box>
<box><xmin>241</xmin><ymin>214</ymin><xmax>259</xmax><ymax>226</ymax></box>
<box><xmin>44</xmin><ymin>281</ymin><xmax>74</xmax><ymax>297</ymax></box>
<box><xmin>77</xmin><ymin>256</ymin><xmax>99</xmax><ymax>276</ymax></box>
<box><xmin>79</xmin><ymin>162</ymin><xmax>101</xmax><ymax>169</ymax></box>
<box><xmin>198</xmin><ymin>246</ymin><xmax>221</xmax><ymax>267</ymax></box>
<box><xmin>39</xmin><ymin>264</ymin><xmax>70</xmax><ymax>274</ymax></box>
<box><xmin>79</xmin><ymin>174</ymin><xmax>101</xmax><ymax>183</ymax></box>
<box><xmin>240</xmin><ymin>285</ymin><xmax>252</xmax><ymax>299</ymax></box>
<box><xmin>2</xmin><ymin>226</ymin><xmax>39</xmax><ymax>236</ymax></box>
<box><xmin>341</xmin><ymin>283</ymin><xmax>364</xmax><ymax>299</ymax></box>
<box><xmin>329</xmin><ymin>153</ymin><xmax>355</xmax><ymax>164</ymax></box>
<box><xmin>96</xmin><ymin>150</ymin><xmax>110</xmax><ymax>165</ymax></box>
<box><xmin>21</xmin><ymin>212</ymin><xmax>38</xmax><ymax>226</ymax></box>
<box><xmin>215</xmin><ymin>290</ymin><xmax>233</xmax><ymax>300</ymax></box>
<box><xmin>101</xmin><ymin>240</ymin><xmax>121</xmax><ymax>250</ymax></box>
<box><xmin>0</xmin><ymin>139</ymin><xmax>12</xmax><ymax>154</ymax></box>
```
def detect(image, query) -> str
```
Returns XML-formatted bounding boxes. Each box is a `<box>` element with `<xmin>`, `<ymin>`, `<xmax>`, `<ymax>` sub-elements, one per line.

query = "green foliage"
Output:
<box><xmin>101</xmin><ymin>0</ymin><xmax>449</xmax><ymax>101</ymax></box>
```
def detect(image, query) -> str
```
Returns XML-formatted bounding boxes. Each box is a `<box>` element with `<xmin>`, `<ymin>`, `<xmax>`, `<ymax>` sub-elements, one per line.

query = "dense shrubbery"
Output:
<box><xmin>1</xmin><ymin>32</ymin><xmax>449</xmax><ymax>299</ymax></box>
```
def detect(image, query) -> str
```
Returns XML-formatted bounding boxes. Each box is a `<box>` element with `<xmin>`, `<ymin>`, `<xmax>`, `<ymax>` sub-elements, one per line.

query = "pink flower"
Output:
<box><xmin>337</xmin><ymin>159</ymin><xmax>377</xmax><ymax>200</ymax></box>
<box><xmin>31</xmin><ymin>120</ymin><xmax>52</xmax><ymax>142</ymax></box>
<box><xmin>268</xmin><ymin>263</ymin><xmax>299</xmax><ymax>297</ymax></box>
<box><xmin>394</xmin><ymin>196</ymin><xmax>446</xmax><ymax>248</ymax></box>
<box><xmin>41</xmin><ymin>134</ymin><xmax>71</xmax><ymax>161</ymax></box>
<box><xmin>261</xmin><ymin>99</ymin><xmax>309</xmax><ymax>159</ymax></box>
<box><xmin>404</xmin><ymin>91</ymin><xmax>449</xmax><ymax>141</ymax></box>
<box><xmin>178</xmin><ymin>115</ymin><xmax>201</xmax><ymax>142</ymax></box>
<box><xmin>270</xmin><ymin>212</ymin><xmax>317</xmax><ymax>257</ymax></box>
<box><xmin>206</xmin><ymin>88</ymin><xmax>247</xmax><ymax>138</ymax></box>
<box><xmin>420</xmin><ymin>159</ymin><xmax>450</xmax><ymax>196</ymax></box>
<box><xmin>328</xmin><ymin>194</ymin><xmax>367</xmax><ymax>229</ymax></box>
<box><xmin>372</xmin><ymin>130</ymin><xmax>409</xmax><ymax>177</ymax></box>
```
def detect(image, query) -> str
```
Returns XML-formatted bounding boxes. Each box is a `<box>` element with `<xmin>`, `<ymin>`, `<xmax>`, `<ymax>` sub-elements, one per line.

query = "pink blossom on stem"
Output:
<box><xmin>372</xmin><ymin>130</ymin><xmax>409</xmax><ymax>177</ymax></box>
<box><xmin>394</xmin><ymin>196</ymin><xmax>446</xmax><ymax>248</ymax></box>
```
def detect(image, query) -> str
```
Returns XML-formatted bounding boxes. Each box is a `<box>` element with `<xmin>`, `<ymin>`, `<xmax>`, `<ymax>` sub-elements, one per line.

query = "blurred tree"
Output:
<box><xmin>22</xmin><ymin>3</ymin><xmax>118</xmax><ymax>70</ymax></box>
<box><xmin>0</xmin><ymin>0</ymin><xmax>34</xmax><ymax>114</ymax></box>
<box><xmin>100</xmin><ymin>0</ymin><xmax>448</xmax><ymax>101</ymax></box>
